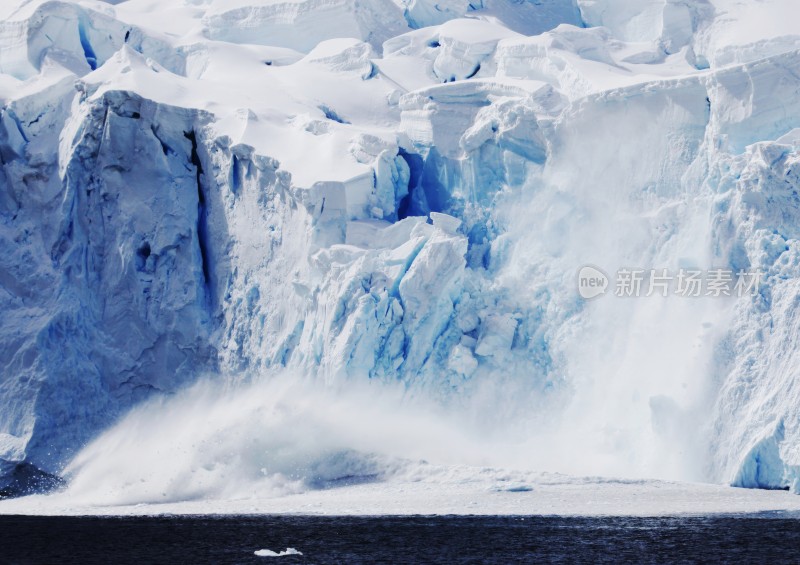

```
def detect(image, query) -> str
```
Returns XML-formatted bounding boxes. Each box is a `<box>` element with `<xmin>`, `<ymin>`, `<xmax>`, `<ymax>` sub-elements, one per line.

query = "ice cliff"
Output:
<box><xmin>2</xmin><ymin>0</ymin><xmax>800</xmax><ymax>496</ymax></box>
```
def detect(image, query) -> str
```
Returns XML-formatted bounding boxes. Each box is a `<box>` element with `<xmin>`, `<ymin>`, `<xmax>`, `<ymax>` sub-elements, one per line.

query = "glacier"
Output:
<box><xmin>1</xmin><ymin>0</ymin><xmax>800</xmax><ymax>504</ymax></box>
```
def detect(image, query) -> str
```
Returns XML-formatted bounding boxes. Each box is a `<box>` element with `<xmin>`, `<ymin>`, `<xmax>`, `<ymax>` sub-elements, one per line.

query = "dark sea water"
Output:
<box><xmin>2</xmin><ymin>513</ymin><xmax>800</xmax><ymax>564</ymax></box>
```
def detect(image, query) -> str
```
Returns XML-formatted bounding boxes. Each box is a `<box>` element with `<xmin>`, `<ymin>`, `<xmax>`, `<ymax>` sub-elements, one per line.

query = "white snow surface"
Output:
<box><xmin>4</xmin><ymin>467</ymin><xmax>800</xmax><ymax>517</ymax></box>
<box><xmin>2</xmin><ymin>0</ymin><xmax>800</xmax><ymax>512</ymax></box>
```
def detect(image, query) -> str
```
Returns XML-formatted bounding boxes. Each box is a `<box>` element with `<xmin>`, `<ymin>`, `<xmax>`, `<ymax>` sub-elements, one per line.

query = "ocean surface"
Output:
<box><xmin>2</xmin><ymin>513</ymin><xmax>800</xmax><ymax>563</ymax></box>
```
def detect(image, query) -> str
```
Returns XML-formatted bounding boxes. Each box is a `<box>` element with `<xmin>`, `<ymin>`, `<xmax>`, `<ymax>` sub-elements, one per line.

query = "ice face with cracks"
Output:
<box><xmin>1</xmin><ymin>0</ymin><xmax>800</xmax><ymax>503</ymax></box>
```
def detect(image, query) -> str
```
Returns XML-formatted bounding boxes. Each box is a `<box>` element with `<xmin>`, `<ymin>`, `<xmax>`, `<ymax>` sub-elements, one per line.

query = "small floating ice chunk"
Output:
<box><xmin>254</xmin><ymin>548</ymin><xmax>303</xmax><ymax>557</ymax></box>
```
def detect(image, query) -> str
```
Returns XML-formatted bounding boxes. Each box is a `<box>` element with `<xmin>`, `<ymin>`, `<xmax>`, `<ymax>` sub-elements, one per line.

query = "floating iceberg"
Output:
<box><xmin>255</xmin><ymin>548</ymin><xmax>303</xmax><ymax>557</ymax></box>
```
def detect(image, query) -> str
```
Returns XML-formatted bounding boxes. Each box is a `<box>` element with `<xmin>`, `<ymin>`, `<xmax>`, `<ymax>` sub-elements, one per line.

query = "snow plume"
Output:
<box><xmin>63</xmin><ymin>359</ymin><xmax>711</xmax><ymax>507</ymax></box>
<box><xmin>62</xmin><ymin>373</ymin><xmax>496</xmax><ymax>505</ymax></box>
<box><xmin>490</xmin><ymin>78</ymin><xmax>730</xmax><ymax>481</ymax></box>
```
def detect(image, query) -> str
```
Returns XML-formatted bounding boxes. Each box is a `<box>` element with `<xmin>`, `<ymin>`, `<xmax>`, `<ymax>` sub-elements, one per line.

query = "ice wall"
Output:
<box><xmin>2</xmin><ymin>0</ymin><xmax>800</xmax><ymax>496</ymax></box>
